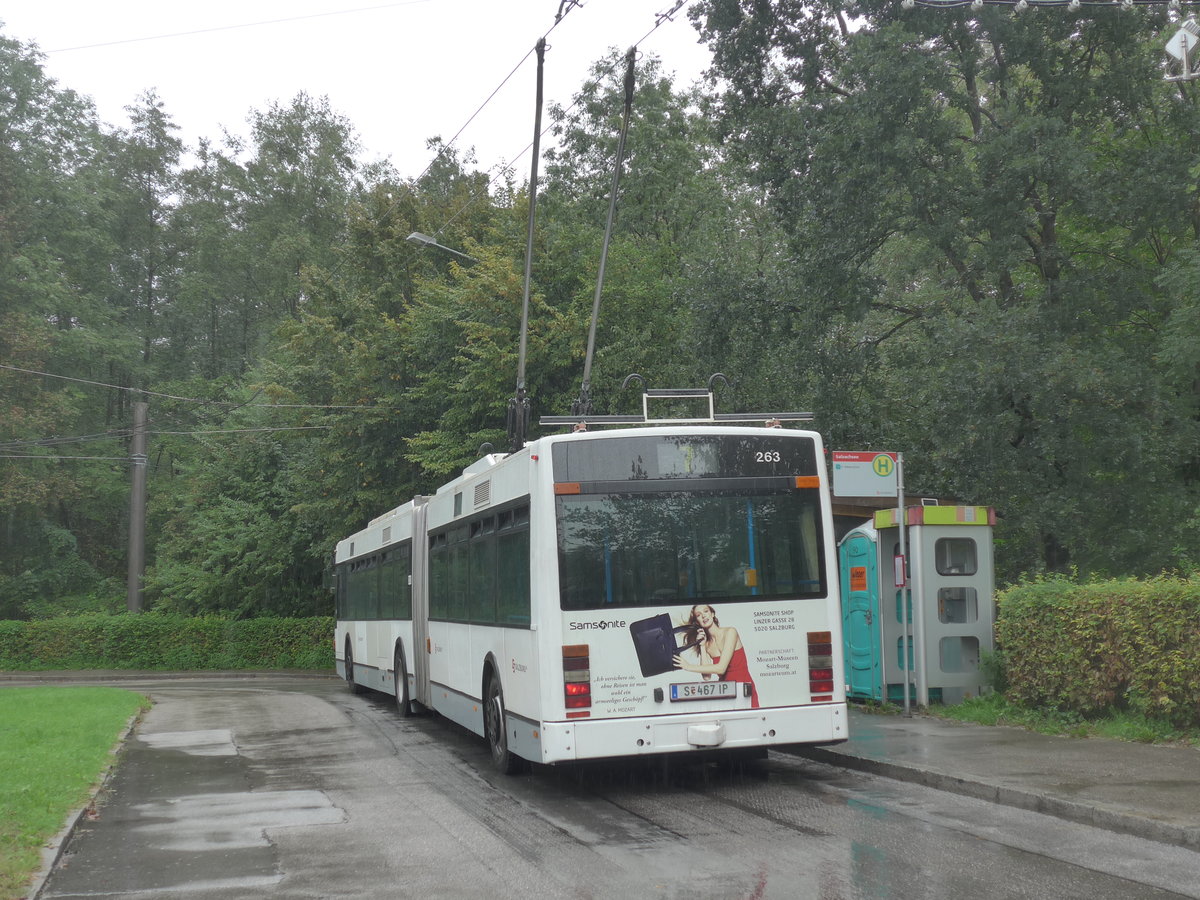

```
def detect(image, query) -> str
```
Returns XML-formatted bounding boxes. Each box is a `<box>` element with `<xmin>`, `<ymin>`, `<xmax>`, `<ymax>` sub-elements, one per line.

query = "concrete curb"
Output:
<box><xmin>791</xmin><ymin>745</ymin><xmax>1200</xmax><ymax>852</ymax></box>
<box><xmin>28</xmin><ymin>708</ymin><xmax>145</xmax><ymax>900</ymax></box>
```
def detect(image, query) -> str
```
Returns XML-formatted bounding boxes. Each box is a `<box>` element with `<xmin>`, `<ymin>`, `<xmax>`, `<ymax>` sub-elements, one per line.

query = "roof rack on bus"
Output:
<box><xmin>541</xmin><ymin>376</ymin><xmax>814</xmax><ymax>428</ymax></box>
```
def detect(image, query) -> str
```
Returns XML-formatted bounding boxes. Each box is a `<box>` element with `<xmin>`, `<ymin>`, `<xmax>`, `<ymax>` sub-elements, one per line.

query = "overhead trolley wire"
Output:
<box><xmin>0</xmin><ymin>364</ymin><xmax>401</xmax><ymax>411</ymax></box>
<box><xmin>0</xmin><ymin>426</ymin><xmax>336</xmax><ymax>462</ymax></box>
<box><xmin>0</xmin><ymin>425</ymin><xmax>330</xmax><ymax>450</ymax></box>
<box><xmin>301</xmin><ymin>0</ymin><xmax>588</xmax><ymax>297</ymax></box>
<box><xmin>413</xmin><ymin>0</ymin><xmax>582</xmax><ymax>190</ymax></box>
<box><xmin>355</xmin><ymin>0</ymin><xmax>586</xmax><ymax>259</ymax></box>
<box><xmin>344</xmin><ymin>0</ymin><xmax>691</xmax><ymax>245</ymax></box>
<box><xmin>5</xmin><ymin>4</ymin><xmax>700</xmax><ymax>426</ymax></box>
<box><xmin>0</xmin><ymin>454</ymin><xmax>133</xmax><ymax>462</ymax></box>
<box><xmin>0</xmin><ymin>429</ymin><xmax>132</xmax><ymax>450</ymax></box>
<box><xmin>429</xmin><ymin>0</ymin><xmax>693</xmax><ymax>240</ymax></box>
<box><xmin>33</xmin><ymin>1</ymin><xmax>585</xmax><ymax>300</ymax></box>
<box><xmin>42</xmin><ymin>1</ymin><xmax>435</xmax><ymax>54</ymax></box>
<box><xmin>148</xmin><ymin>426</ymin><xmax>333</xmax><ymax>436</ymax></box>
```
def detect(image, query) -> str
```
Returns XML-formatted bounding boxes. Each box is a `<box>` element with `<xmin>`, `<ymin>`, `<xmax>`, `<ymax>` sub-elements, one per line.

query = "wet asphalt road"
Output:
<box><xmin>34</xmin><ymin>676</ymin><xmax>1200</xmax><ymax>899</ymax></box>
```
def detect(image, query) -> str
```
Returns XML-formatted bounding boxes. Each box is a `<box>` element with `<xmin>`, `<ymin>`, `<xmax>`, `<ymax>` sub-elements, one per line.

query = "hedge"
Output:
<box><xmin>996</xmin><ymin>575</ymin><xmax>1200</xmax><ymax>727</ymax></box>
<box><xmin>0</xmin><ymin>614</ymin><xmax>335</xmax><ymax>671</ymax></box>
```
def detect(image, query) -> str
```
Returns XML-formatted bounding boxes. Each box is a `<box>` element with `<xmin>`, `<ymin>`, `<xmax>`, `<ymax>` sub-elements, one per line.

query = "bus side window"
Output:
<box><xmin>497</xmin><ymin>506</ymin><xmax>531</xmax><ymax>626</ymax></box>
<box><xmin>380</xmin><ymin>551</ymin><xmax>395</xmax><ymax>619</ymax></box>
<box><xmin>367</xmin><ymin>555</ymin><xmax>381</xmax><ymax>620</ymax></box>
<box><xmin>447</xmin><ymin>527</ymin><xmax>469</xmax><ymax>622</ymax></box>
<box><xmin>470</xmin><ymin>517</ymin><xmax>497</xmax><ymax>624</ymax></box>
<box><xmin>429</xmin><ymin>533</ymin><xmax>449</xmax><ymax>619</ymax></box>
<box><xmin>398</xmin><ymin>542</ymin><xmax>413</xmax><ymax>620</ymax></box>
<box><xmin>348</xmin><ymin>560</ymin><xmax>369</xmax><ymax>620</ymax></box>
<box><xmin>335</xmin><ymin>564</ymin><xmax>348</xmax><ymax>619</ymax></box>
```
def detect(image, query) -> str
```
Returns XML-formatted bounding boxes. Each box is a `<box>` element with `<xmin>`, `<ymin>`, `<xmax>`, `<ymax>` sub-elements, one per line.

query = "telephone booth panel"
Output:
<box><xmin>909</xmin><ymin>508</ymin><xmax>995</xmax><ymax>704</ymax></box>
<box><xmin>839</xmin><ymin>507</ymin><xmax>996</xmax><ymax>705</ymax></box>
<box><xmin>875</xmin><ymin>506</ymin><xmax>996</xmax><ymax>705</ymax></box>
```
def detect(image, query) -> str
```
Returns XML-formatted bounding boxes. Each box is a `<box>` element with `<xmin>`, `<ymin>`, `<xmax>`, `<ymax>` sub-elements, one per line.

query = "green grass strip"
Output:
<box><xmin>0</xmin><ymin>687</ymin><xmax>150</xmax><ymax>900</ymax></box>
<box><xmin>927</xmin><ymin>693</ymin><xmax>1200</xmax><ymax>746</ymax></box>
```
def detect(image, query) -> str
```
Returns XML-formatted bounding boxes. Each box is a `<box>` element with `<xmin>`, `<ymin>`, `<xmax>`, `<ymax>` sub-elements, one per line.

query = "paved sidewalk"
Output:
<box><xmin>793</xmin><ymin>707</ymin><xmax>1200</xmax><ymax>850</ymax></box>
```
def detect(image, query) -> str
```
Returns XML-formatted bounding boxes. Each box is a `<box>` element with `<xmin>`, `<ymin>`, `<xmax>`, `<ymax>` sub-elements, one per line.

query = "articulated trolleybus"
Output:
<box><xmin>334</xmin><ymin>398</ymin><xmax>847</xmax><ymax>772</ymax></box>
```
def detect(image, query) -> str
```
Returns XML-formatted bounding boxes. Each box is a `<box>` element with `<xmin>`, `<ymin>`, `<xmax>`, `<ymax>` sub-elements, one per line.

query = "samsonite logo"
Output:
<box><xmin>569</xmin><ymin>619</ymin><xmax>627</xmax><ymax>631</ymax></box>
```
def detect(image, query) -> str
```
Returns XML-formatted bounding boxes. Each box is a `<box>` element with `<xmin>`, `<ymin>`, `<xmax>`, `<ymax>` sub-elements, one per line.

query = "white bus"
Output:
<box><xmin>334</xmin><ymin>423</ymin><xmax>847</xmax><ymax>772</ymax></box>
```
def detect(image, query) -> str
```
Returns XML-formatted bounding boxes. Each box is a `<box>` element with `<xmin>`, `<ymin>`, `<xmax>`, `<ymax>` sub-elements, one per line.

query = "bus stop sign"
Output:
<box><xmin>832</xmin><ymin>451</ymin><xmax>899</xmax><ymax>498</ymax></box>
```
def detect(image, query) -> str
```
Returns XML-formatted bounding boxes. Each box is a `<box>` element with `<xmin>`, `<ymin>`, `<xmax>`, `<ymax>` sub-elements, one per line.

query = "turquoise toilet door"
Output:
<box><xmin>840</xmin><ymin>532</ymin><xmax>882</xmax><ymax>700</ymax></box>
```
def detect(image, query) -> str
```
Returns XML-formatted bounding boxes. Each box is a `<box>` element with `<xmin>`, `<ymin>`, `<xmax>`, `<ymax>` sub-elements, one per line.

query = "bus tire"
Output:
<box><xmin>345</xmin><ymin>640</ymin><xmax>365</xmax><ymax>695</ymax></box>
<box><xmin>484</xmin><ymin>673</ymin><xmax>523</xmax><ymax>775</ymax></box>
<box><xmin>394</xmin><ymin>644</ymin><xmax>412</xmax><ymax>717</ymax></box>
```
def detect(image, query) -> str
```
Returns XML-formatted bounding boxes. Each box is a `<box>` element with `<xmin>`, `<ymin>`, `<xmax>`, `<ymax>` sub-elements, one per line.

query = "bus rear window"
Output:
<box><xmin>556</xmin><ymin>488</ymin><xmax>826</xmax><ymax>610</ymax></box>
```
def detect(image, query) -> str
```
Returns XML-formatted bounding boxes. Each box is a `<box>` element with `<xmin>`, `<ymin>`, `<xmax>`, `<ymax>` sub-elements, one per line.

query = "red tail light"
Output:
<box><xmin>809</xmin><ymin>668</ymin><xmax>835</xmax><ymax>693</ymax></box>
<box><xmin>807</xmin><ymin>631</ymin><xmax>836</xmax><ymax>701</ymax></box>
<box><xmin>564</xmin><ymin>681</ymin><xmax>592</xmax><ymax>708</ymax></box>
<box><xmin>563</xmin><ymin>644</ymin><xmax>592</xmax><ymax>710</ymax></box>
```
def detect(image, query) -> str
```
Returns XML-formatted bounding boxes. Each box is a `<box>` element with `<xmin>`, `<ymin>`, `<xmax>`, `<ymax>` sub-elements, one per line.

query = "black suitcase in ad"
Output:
<box><xmin>629</xmin><ymin>613</ymin><xmax>701</xmax><ymax>678</ymax></box>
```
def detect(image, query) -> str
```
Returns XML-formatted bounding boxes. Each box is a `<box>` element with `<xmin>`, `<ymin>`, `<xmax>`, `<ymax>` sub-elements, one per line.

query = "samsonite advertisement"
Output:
<box><xmin>564</xmin><ymin>601</ymin><xmax>823</xmax><ymax>716</ymax></box>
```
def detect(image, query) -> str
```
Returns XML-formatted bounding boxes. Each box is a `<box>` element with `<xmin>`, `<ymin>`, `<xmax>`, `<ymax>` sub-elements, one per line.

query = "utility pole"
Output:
<box><xmin>126</xmin><ymin>401</ymin><xmax>148</xmax><ymax>613</ymax></box>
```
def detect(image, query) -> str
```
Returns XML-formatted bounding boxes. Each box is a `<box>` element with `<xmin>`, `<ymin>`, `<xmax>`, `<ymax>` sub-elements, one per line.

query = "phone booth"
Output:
<box><xmin>839</xmin><ymin>506</ymin><xmax>996</xmax><ymax>705</ymax></box>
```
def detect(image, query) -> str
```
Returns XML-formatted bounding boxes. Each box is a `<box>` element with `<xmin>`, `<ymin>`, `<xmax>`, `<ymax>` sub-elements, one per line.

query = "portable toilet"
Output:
<box><xmin>839</xmin><ymin>525</ymin><xmax>885</xmax><ymax>701</ymax></box>
<box><xmin>839</xmin><ymin>506</ymin><xmax>996</xmax><ymax>705</ymax></box>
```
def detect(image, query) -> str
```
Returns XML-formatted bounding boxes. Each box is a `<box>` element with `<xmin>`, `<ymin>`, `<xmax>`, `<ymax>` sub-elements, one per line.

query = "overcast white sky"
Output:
<box><xmin>1</xmin><ymin>0</ymin><xmax>713</xmax><ymax>178</ymax></box>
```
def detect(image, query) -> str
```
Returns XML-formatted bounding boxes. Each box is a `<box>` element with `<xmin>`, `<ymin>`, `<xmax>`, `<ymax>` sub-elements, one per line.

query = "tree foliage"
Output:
<box><xmin>1</xmin><ymin>11</ymin><xmax>1198</xmax><ymax>619</ymax></box>
<box><xmin>692</xmin><ymin>0</ymin><xmax>1200</xmax><ymax>576</ymax></box>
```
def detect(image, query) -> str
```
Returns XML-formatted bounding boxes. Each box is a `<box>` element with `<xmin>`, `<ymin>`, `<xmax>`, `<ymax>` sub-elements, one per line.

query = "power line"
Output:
<box><xmin>0</xmin><ymin>430</ymin><xmax>131</xmax><ymax>450</ymax></box>
<box><xmin>411</xmin><ymin>0</ymin><xmax>582</xmax><ymax>191</ymax></box>
<box><xmin>430</xmin><ymin>0</ymin><xmax>696</xmax><ymax>238</ymax></box>
<box><xmin>44</xmin><ymin>1</ymin><xmax>434</xmax><ymax>54</ymax></box>
<box><xmin>0</xmin><ymin>424</ymin><xmax>337</xmax><ymax>450</ymax></box>
<box><xmin>291</xmin><ymin>1</ymin><xmax>587</xmax><ymax>293</ymax></box>
<box><xmin>341</xmin><ymin>0</ymin><xmax>587</xmax><ymax>268</ymax></box>
<box><xmin>0</xmin><ymin>364</ymin><xmax>400</xmax><ymax>410</ymax></box>
<box><xmin>8</xmin><ymin>4</ymin><xmax>704</xmax><ymax>414</ymax></box>
<box><xmin>1</xmin><ymin>363</ymin><xmax>219</xmax><ymax>403</ymax></box>
<box><xmin>0</xmin><ymin>426</ymin><xmax>334</xmax><ymax>460</ymax></box>
<box><xmin>0</xmin><ymin>454</ymin><xmax>132</xmax><ymax>462</ymax></box>
<box><xmin>149</xmin><ymin>426</ymin><xmax>333</xmax><ymax>436</ymax></box>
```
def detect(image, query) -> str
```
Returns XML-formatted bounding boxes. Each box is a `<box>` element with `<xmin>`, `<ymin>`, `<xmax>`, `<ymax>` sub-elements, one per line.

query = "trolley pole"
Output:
<box><xmin>509</xmin><ymin>37</ymin><xmax>546</xmax><ymax>452</ymax></box>
<box><xmin>126</xmin><ymin>400</ymin><xmax>148</xmax><ymax>613</ymax></box>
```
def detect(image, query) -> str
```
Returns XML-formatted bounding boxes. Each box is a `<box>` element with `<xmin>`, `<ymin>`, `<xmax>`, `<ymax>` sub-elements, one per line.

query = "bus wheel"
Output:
<box><xmin>345</xmin><ymin>641</ymin><xmax>365</xmax><ymax>695</ymax></box>
<box><xmin>484</xmin><ymin>674</ymin><xmax>522</xmax><ymax>775</ymax></box>
<box><xmin>394</xmin><ymin>645</ymin><xmax>412</xmax><ymax>717</ymax></box>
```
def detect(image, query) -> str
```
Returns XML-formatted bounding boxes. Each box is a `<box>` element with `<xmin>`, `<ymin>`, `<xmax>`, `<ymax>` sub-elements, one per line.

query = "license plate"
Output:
<box><xmin>669</xmin><ymin>681</ymin><xmax>739</xmax><ymax>701</ymax></box>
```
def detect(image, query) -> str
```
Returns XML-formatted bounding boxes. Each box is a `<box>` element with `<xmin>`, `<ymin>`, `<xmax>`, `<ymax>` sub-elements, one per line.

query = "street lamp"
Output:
<box><xmin>1166</xmin><ymin>19</ymin><xmax>1200</xmax><ymax>82</ymax></box>
<box><xmin>405</xmin><ymin>231</ymin><xmax>478</xmax><ymax>264</ymax></box>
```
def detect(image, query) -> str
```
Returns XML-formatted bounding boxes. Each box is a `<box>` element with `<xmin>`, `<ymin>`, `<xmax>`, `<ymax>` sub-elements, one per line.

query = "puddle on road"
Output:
<box><xmin>132</xmin><ymin>789</ymin><xmax>347</xmax><ymax>852</ymax></box>
<box><xmin>132</xmin><ymin>729</ymin><xmax>346</xmax><ymax>852</ymax></box>
<box><xmin>140</xmin><ymin>729</ymin><xmax>238</xmax><ymax>756</ymax></box>
<box><xmin>43</xmin><ymin>727</ymin><xmax>350</xmax><ymax>899</ymax></box>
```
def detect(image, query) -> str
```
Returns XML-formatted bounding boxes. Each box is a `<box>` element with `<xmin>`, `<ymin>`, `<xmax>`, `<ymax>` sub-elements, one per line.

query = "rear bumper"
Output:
<box><xmin>532</xmin><ymin>702</ymin><xmax>847</xmax><ymax>764</ymax></box>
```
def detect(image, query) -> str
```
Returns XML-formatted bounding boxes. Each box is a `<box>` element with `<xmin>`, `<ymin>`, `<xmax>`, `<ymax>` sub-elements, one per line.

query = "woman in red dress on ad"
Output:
<box><xmin>672</xmin><ymin>604</ymin><xmax>760</xmax><ymax>708</ymax></box>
